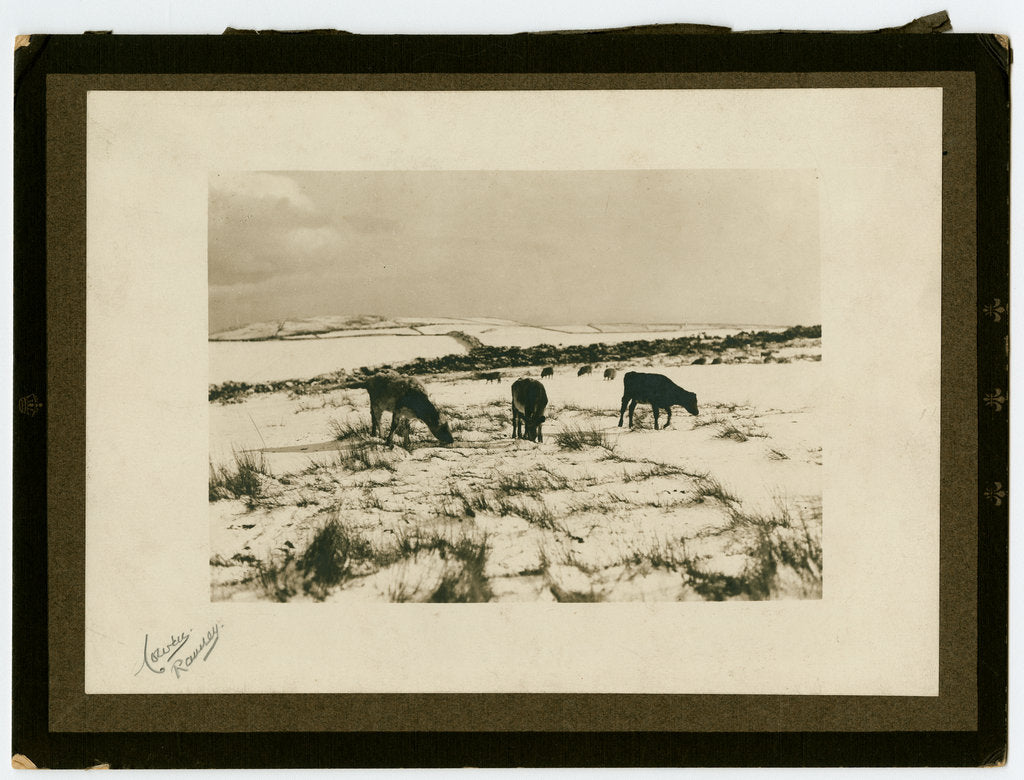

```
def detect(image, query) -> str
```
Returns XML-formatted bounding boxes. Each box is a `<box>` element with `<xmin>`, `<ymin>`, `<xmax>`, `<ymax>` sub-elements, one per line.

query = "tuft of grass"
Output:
<box><xmin>209</xmin><ymin>450</ymin><xmax>271</xmax><ymax>507</ymax></box>
<box><xmin>690</xmin><ymin>413</ymin><xmax>730</xmax><ymax>429</ymax></box>
<box><xmin>494</xmin><ymin>468</ymin><xmax>571</xmax><ymax>496</ymax></box>
<box><xmin>428</xmin><ymin>535</ymin><xmax>493</xmax><ymax>603</ymax></box>
<box><xmin>257</xmin><ymin>515</ymin><xmax>377</xmax><ymax>602</ymax></box>
<box><xmin>620</xmin><ymin>538</ymin><xmax>687</xmax><ymax>571</ymax></box>
<box><xmin>555</xmin><ymin>424</ymin><xmax>615</xmax><ymax>452</ymax></box>
<box><xmin>767</xmin><ymin>448</ymin><xmax>790</xmax><ymax>461</ymax></box>
<box><xmin>690</xmin><ymin>475</ymin><xmax>739</xmax><ymax>505</ymax></box>
<box><xmin>383</xmin><ymin>530</ymin><xmax>493</xmax><ymax>603</ymax></box>
<box><xmin>334</xmin><ymin>439</ymin><xmax>398</xmax><ymax>472</ymax></box>
<box><xmin>622</xmin><ymin>462</ymin><xmax>688</xmax><ymax>482</ymax></box>
<box><xmin>494</xmin><ymin>497</ymin><xmax>560</xmax><ymax>530</ymax></box>
<box><xmin>683</xmin><ymin>501</ymin><xmax>822</xmax><ymax>600</ymax></box>
<box><xmin>329</xmin><ymin>416</ymin><xmax>373</xmax><ymax>442</ymax></box>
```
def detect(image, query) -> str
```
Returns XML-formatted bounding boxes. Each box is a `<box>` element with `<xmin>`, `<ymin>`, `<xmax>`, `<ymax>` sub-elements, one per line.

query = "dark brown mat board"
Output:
<box><xmin>13</xmin><ymin>26</ymin><xmax>1008</xmax><ymax>768</ymax></box>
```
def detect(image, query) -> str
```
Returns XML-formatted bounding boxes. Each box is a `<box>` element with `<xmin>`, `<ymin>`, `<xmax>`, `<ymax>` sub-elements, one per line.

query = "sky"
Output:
<box><xmin>208</xmin><ymin>169</ymin><xmax>820</xmax><ymax>333</ymax></box>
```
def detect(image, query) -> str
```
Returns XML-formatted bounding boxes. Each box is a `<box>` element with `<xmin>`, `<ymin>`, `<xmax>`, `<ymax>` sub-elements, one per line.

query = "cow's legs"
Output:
<box><xmin>536</xmin><ymin>420</ymin><xmax>543</xmax><ymax>443</ymax></box>
<box><xmin>665</xmin><ymin>407</ymin><xmax>672</xmax><ymax>428</ymax></box>
<box><xmin>370</xmin><ymin>402</ymin><xmax>381</xmax><ymax>436</ymax></box>
<box><xmin>652</xmin><ymin>405</ymin><xmax>660</xmax><ymax>430</ymax></box>
<box><xmin>618</xmin><ymin>396</ymin><xmax>630</xmax><ymax>427</ymax></box>
<box><xmin>385</xmin><ymin>410</ymin><xmax>401</xmax><ymax>446</ymax></box>
<box><xmin>511</xmin><ymin>405</ymin><xmax>520</xmax><ymax>438</ymax></box>
<box><xmin>628</xmin><ymin>399</ymin><xmax>638</xmax><ymax>428</ymax></box>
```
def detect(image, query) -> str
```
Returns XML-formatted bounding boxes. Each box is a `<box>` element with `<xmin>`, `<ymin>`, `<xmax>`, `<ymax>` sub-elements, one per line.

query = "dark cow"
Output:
<box><xmin>577</xmin><ymin>365</ymin><xmax>593</xmax><ymax>377</ymax></box>
<box><xmin>618</xmin><ymin>371</ymin><xmax>699</xmax><ymax>430</ymax></box>
<box><xmin>710</xmin><ymin>357</ymin><xmax>723</xmax><ymax>365</ymax></box>
<box><xmin>603</xmin><ymin>368</ymin><xmax>617</xmax><ymax>381</ymax></box>
<box><xmin>365</xmin><ymin>370</ymin><xmax>454</xmax><ymax>447</ymax></box>
<box><xmin>541</xmin><ymin>366</ymin><xmax>554</xmax><ymax>379</ymax></box>
<box><xmin>761</xmin><ymin>351</ymin><xmax>774</xmax><ymax>363</ymax></box>
<box><xmin>476</xmin><ymin>371</ymin><xmax>501</xmax><ymax>383</ymax></box>
<box><xmin>691</xmin><ymin>356</ymin><xmax>707</xmax><ymax>365</ymax></box>
<box><xmin>511</xmin><ymin>378</ymin><xmax>548</xmax><ymax>443</ymax></box>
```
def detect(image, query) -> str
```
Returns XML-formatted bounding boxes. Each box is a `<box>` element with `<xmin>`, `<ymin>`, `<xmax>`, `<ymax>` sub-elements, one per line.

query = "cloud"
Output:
<box><xmin>209</xmin><ymin>172</ymin><xmax>316</xmax><ymax>213</ymax></box>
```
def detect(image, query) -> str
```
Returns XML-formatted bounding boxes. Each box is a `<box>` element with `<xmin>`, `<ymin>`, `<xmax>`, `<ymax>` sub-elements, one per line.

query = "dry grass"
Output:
<box><xmin>555</xmin><ymin>424</ymin><xmax>616</xmax><ymax>452</ymax></box>
<box><xmin>684</xmin><ymin>500</ymin><xmax>822</xmax><ymax>600</ymax></box>
<box><xmin>209</xmin><ymin>450</ymin><xmax>272</xmax><ymax>507</ymax></box>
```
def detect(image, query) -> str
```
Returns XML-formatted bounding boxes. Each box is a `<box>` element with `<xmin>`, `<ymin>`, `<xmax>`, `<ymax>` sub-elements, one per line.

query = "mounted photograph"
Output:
<box><xmin>207</xmin><ymin>169</ymin><xmax>823</xmax><ymax>603</ymax></box>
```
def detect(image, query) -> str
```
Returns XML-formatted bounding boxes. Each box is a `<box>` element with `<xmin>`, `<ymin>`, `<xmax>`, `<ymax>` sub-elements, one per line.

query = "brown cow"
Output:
<box><xmin>511</xmin><ymin>378</ymin><xmax>548</xmax><ymax>442</ymax></box>
<box><xmin>365</xmin><ymin>370</ymin><xmax>454</xmax><ymax>447</ymax></box>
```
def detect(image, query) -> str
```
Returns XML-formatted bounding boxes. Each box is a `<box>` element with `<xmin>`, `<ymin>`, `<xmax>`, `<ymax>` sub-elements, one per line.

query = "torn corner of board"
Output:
<box><xmin>14</xmin><ymin>35</ymin><xmax>31</xmax><ymax>51</ymax></box>
<box><xmin>12</xmin><ymin>754</ymin><xmax>111</xmax><ymax>770</ymax></box>
<box><xmin>218</xmin><ymin>12</ymin><xmax>956</xmax><ymax>39</ymax></box>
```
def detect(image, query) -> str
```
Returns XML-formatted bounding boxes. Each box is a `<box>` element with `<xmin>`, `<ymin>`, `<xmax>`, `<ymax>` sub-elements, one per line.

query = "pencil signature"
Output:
<box><xmin>133</xmin><ymin>621</ymin><xmax>223</xmax><ymax>679</ymax></box>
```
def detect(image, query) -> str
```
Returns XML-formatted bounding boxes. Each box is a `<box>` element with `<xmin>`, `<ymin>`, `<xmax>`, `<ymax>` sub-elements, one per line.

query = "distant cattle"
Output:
<box><xmin>365</xmin><ymin>370</ymin><xmax>454</xmax><ymax>447</ymax></box>
<box><xmin>710</xmin><ymin>357</ymin><xmax>723</xmax><ymax>365</ymax></box>
<box><xmin>618</xmin><ymin>371</ymin><xmax>699</xmax><ymax>430</ymax></box>
<box><xmin>691</xmin><ymin>357</ymin><xmax>707</xmax><ymax>365</ymax></box>
<box><xmin>761</xmin><ymin>351</ymin><xmax>774</xmax><ymax>363</ymax></box>
<box><xmin>511</xmin><ymin>378</ymin><xmax>548</xmax><ymax>443</ymax></box>
<box><xmin>603</xmin><ymin>368</ymin><xmax>617</xmax><ymax>381</ymax></box>
<box><xmin>475</xmin><ymin>371</ymin><xmax>502</xmax><ymax>383</ymax></box>
<box><xmin>577</xmin><ymin>365</ymin><xmax>593</xmax><ymax>377</ymax></box>
<box><xmin>541</xmin><ymin>366</ymin><xmax>554</xmax><ymax>378</ymax></box>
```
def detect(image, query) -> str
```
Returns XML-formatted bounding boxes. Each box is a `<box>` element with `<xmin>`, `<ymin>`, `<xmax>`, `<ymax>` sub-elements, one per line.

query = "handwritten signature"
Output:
<box><xmin>134</xmin><ymin>621</ymin><xmax>223</xmax><ymax>679</ymax></box>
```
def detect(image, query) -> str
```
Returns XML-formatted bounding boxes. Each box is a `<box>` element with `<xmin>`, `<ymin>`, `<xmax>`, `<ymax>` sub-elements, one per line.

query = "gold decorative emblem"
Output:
<box><xmin>983</xmin><ymin>388</ymin><xmax>1007</xmax><ymax>412</ymax></box>
<box><xmin>984</xmin><ymin>482</ymin><xmax>1007</xmax><ymax>506</ymax></box>
<box><xmin>982</xmin><ymin>298</ymin><xmax>1006</xmax><ymax>322</ymax></box>
<box><xmin>17</xmin><ymin>394</ymin><xmax>43</xmax><ymax>417</ymax></box>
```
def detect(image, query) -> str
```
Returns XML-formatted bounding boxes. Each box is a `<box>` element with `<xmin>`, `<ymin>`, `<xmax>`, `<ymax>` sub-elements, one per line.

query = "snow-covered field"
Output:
<box><xmin>210</xmin><ymin>353</ymin><xmax>822</xmax><ymax>603</ymax></box>
<box><xmin>209</xmin><ymin>316</ymin><xmax>791</xmax><ymax>384</ymax></box>
<box><xmin>209</xmin><ymin>334</ymin><xmax>463</xmax><ymax>384</ymax></box>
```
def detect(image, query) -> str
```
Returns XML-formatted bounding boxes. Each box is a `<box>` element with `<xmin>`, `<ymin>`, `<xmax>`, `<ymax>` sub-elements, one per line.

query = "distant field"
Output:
<box><xmin>210</xmin><ymin>334</ymin><xmax>464</xmax><ymax>384</ymax></box>
<box><xmin>210</xmin><ymin>315</ymin><xmax>793</xmax><ymax>384</ymax></box>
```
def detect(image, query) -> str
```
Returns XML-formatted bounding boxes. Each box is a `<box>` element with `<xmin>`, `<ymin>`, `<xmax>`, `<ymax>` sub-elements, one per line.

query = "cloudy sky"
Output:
<box><xmin>208</xmin><ymin>170</ymin><xmax>820</xmax><ymax>333</ymax></box>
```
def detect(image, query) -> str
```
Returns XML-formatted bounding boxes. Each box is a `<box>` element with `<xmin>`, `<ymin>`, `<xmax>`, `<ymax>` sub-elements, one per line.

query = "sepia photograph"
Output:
<box><xmin>208</xmin><ymin>169</ymin><xmax>823</xmax><ymax>603</ymax></box>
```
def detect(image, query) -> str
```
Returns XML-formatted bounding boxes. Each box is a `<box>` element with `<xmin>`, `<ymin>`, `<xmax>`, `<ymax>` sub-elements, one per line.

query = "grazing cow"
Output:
<box><xmin>541</xmin><ymin>366</ymin><xmax>554</xmax><ymax>378</ymax></box>
<box><xmin>618</xmin><ymin>371</ymin><xmax>699</xmax><ymax>430</ymax></box>
<box><xmin>691</xmin><ymin>356</ymin><xmax>707</xmax><ymax>365</ymax></box>
<box><xmin>577</xmin><ymin>365</ymin><xmax>593</xmax><ymax>377</ymax></box>
<box><xmin>364</xmin><ymin>370</ymin><xmax>454</xmax><ymax>447</ymax></box>
<box><xmin>603</xmin><ymin>368</ymin><xmax>617</xmax><ymax>381</ymax></box>
<box><xmin>475</xmin><ymin>371</ymin><xmax>501</xmax><ymax>383</ymax></box>
<box><xmin>761</xmin><ymin>351</ymin><xmax>774</xmax><ymax>363</ymax></box>
<box><xmin>710</xmin><ymin>357</ymin><xmax>723</xmax><ymax>365</ymax></box>
<box><xmin>511</xmin><ymin>378</ymin><xmax>548</xmax><ymax>443</ymax></box>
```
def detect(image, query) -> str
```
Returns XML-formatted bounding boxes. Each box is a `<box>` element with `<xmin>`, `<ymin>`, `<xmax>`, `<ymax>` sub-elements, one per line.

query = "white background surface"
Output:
<box><xmin>4</xmin><ymin>1</ymin><xmax>1022</xmax><ymax>776</ymax></box>
<box><xmin>85</xmin><ymin>88</ymin><xmax>940</xmax><ymax>696</ymax></box>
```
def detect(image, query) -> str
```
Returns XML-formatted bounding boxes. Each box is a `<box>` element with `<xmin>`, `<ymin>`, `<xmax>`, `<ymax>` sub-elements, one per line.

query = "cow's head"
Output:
<box><xmin>683</xmin><ymin>392</ymin><xmax>699</xmax><ymax>417</ymax></box>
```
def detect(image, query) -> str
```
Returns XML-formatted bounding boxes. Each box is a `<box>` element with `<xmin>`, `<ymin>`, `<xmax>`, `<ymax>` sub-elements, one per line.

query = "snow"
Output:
<box><xmin>210</xmin><ymin>356</ymin><xmax>822</xmax><ymax>603</ymax></box>
<box><xmin>209</xmin><ymin>334</ymin><xmax>464</xmax><ymax>384</ymax></box>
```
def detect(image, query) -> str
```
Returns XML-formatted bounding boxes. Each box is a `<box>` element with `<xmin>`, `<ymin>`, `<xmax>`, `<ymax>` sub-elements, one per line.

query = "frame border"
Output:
<box><xmin>13</xmin><ymin>33</ymin><xmax>1009</xmax><ymax>767</ymax></box>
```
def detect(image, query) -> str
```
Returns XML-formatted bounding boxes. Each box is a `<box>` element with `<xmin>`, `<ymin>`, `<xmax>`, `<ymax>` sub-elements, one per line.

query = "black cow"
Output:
<box><xmin>577</xmin><ymin>365</ymin><xmax>593</xmax><ymax>377</ymax></box>
<box><xmin>476</xmin><ymin>371</ymin><xmax>501</xmax><ymax>383</ymax></box>
<box><xmin>511</xmin><ymin>378</ymin><xmax>548</xmax><ymax>443</ymax></box>
<box><xmin>618</xmin><ymin>371</ymin><xmax>699</xmax><ymax>430</ymax></box>
<box><xmin>541</xmin><ymin>366</ymin><xmax>554</xmax><ymax>378</ymax></box>
<box><xmin>603</xmin><ymin>368</ymin><xmax>617</xmax><ymax>381</ymax></box>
